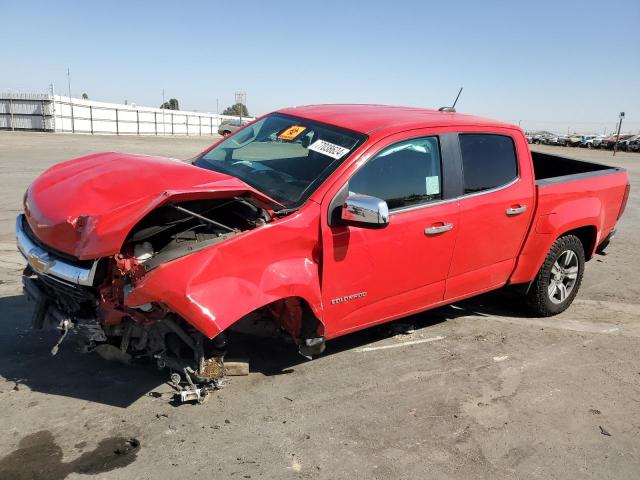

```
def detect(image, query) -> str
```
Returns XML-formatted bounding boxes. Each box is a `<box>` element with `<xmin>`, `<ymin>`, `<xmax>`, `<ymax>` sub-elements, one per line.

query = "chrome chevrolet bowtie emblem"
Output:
<box><xmin>27</xmin><ymin>248</ymin><xmax>54</xmax><ymax>273</ymax></box>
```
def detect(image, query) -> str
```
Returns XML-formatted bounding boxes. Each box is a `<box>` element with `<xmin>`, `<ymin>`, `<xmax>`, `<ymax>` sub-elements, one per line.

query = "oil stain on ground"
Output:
<box><xmin>0</xmin><ymin>430</ymin><xmax>140</xmax><ymax>480</ymax></box>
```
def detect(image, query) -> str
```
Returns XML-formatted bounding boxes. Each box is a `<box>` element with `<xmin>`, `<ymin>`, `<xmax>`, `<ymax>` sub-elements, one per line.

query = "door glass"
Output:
<box><xmin>459</xmin><ymin>134</ymin><xmax>517</xmax><ymax>194</ymax></box>
<box><xmin>349</xmin><ymin>137</ymin><xmax>442</xmax><ymax>210</ymax></box>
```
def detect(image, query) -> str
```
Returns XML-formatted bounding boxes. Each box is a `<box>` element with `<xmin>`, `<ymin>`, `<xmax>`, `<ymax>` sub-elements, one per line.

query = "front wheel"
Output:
<box><xmin>526</xmin><ymin>235</ymin><xmax>585</xmax><ymax>316</ymax></box>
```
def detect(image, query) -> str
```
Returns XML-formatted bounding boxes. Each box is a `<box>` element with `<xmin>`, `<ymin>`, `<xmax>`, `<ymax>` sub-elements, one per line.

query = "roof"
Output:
<box><xmin>275</xmin><ymin>104</ymin><xmax>515</xmax><ymax>135</ymax></box>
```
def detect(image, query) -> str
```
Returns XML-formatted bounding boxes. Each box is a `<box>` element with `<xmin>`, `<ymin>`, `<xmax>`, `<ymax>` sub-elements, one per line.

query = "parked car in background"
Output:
<box><xmin>628</xmin><ymin>136</ymin><xmax>640</xmax><ymax>152</ymax></box>
<box><xmin>218</xmin><ymin>118</ymin><xmax>250</xmax><ymax>136</ymax></box>
<box><xmin>599</xmin><ymin>135</ymin><xmax>619</xmax><ymax>150</ymax></box>
<box><xmin>582</xmin><ymin>135</ymin><xmax>603</xmax><ymax>149</ymax></box>
<box><xmin>578</xmin><ymin>135</ymin><xmax>598</xmax><ymax>148</ymax></box>
<box><xmin>566</xmin><ymin>135</ymin><xmax>584</xmax><ymax>147</ymax></box>
<box><xmin>526</xmin><ymin>132</ymin><xmax>554</xmax><ymax>144</ymax></box>
<box><xmin>618</xmin><ymin>134</ymin><xmax>640</xmax><ymax>152</ymax></box>
<box><xmin>548</xmin><ymin>134</ymin><xmax>569</xmax><ymax>146</ymax></box>
<box><xmin>601</xmin><ymin>134</ymin><xmax>635</xmax><ymax>150</ymax></box>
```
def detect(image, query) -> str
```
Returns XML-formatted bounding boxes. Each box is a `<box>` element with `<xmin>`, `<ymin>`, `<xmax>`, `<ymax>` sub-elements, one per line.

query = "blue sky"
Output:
<box><xmin>1</xmin><ymin>0</ymin><xmax>639</xmax><ymax>133</ymax></box>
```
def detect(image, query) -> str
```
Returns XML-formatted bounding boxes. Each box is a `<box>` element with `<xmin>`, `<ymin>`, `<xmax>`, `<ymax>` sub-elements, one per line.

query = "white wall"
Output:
<box><xmin>52</xmin><ymin>95</ymin><xmax>253</xmax><ymax>135</ymax></box>
<box><xmin>0</xmin><ymin>93</ymin><xmax>252</xmax><ymax>135</ymax></box>
<box><xmin>0</xmin><ymin>93</ymin><xmax>55</xmax><ymax>130</ymax></box>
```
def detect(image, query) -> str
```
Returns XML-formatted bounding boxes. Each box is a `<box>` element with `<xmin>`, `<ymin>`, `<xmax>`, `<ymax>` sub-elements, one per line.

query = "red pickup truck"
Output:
<box><xmin>17</xmin><ymin>105</ymin><xmax>630</xmax><ymax>391</ymax></box>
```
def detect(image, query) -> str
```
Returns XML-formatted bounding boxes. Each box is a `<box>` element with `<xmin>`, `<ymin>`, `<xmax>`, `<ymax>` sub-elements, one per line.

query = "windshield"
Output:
<box><xmin>194</xmin><ymin>113</ymin><xmax>366</xmax><ymax>209</ymax></box>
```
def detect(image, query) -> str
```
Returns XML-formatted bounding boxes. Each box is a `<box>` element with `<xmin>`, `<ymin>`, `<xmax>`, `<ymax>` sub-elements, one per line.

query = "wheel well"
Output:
<box><xmin>231</xmin><ymin>297</ymin><xmax>324</xmax><ymax>341</ymax></box>
<box><xmin>560</xmin><ymin>225</ymin><xmax>597</xmax><ymax>260</ymax></box>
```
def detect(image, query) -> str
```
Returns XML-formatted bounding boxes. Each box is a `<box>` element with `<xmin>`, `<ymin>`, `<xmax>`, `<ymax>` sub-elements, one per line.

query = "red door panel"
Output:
<box><xmin>322</xmin><ymin>201</ymin><xmax>459</xmax><ymax>338</ymax></box>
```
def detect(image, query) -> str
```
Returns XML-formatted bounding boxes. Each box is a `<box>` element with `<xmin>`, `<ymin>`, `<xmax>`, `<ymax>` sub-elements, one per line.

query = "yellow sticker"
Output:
<box><xmin>277</xmin><ymin>125</ymin><xmax>307</xmax><ymax>141</ymax></box>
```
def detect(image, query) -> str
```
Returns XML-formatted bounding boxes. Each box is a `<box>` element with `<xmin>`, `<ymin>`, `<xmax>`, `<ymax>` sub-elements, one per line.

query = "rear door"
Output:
<box><xmin>320</xmin><ymin>133</ymin><xmax>460</xmax><ymax>337</ymax></box>
<box><xmin>445</xmin><ymin>131</ymin><xmax>535</xmax><ymax>299</ymax></box>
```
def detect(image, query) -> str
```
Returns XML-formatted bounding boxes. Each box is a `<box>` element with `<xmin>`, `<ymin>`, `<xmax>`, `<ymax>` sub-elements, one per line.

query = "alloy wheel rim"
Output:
<box><xmin>548</xmin><ymin>249</ymin><xmax>579</xmax><ymax>304</ymax></box>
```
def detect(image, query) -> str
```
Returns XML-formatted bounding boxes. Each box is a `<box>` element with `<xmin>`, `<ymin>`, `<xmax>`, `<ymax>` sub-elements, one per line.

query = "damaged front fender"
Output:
<box><xmin>124</xmin><ymin>203</ymin><xmax>325</xmax><ymax>339</ymax></box>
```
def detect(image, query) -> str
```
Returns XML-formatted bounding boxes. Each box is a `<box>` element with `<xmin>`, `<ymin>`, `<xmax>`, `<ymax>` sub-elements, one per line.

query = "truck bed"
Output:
<box><xmin>531</xmin><ymin>151</ymin><xmax>624</xmax><ymax>185</ymax></box>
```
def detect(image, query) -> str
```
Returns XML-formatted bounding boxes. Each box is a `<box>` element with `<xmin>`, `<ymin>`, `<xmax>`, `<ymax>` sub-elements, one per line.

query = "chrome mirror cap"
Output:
<box><xmin>340</xmin><ymin>194</ymin><xmax>389</xmax><ymax>228</ymax></box>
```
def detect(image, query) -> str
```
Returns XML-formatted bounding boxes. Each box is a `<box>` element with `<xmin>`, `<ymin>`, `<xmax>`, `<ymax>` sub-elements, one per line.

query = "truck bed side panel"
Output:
<box><xmin>509</xmin><ymin>170</ymin><xmax>628</xmax><ymax>284</ymax></box>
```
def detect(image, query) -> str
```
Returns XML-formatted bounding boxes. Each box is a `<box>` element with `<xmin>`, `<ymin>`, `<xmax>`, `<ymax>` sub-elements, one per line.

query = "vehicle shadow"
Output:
<box><xmin>233</xmin><ymin>287</ymin><xmax>536</xmax><ymax>376</ymax></box>
<box><xmin>0</xmin><ymin>294</ymin><xmax>164</xmax><ymax>408</ymax></box>
<box><xmin>0</xmin><ymin>288</ymin><xmax>534</xmax><ymax>407</ymax></box>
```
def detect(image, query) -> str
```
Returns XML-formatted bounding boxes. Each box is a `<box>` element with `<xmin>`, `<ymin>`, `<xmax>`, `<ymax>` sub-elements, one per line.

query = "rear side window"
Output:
<box><xmin>349</xmin><ymin>136</ymin><xmax>442</xmax><ymax>210</ymax></box>
<box><xmin>459</xmin><ymin>134</ymin><xmax>517</xmax><ymax>194</ymax></box>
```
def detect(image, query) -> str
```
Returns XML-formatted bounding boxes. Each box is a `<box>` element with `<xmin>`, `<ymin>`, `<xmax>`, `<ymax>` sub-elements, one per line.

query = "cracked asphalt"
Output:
<box><xmin>0</xmin><ymin>132</ymin><xmax>638</xmax><ymax>479</ymax></box>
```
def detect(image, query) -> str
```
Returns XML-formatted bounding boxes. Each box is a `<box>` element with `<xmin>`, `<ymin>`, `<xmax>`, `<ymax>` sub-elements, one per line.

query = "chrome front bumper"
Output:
<box><xmin>15</xmin><ymin>215</ymin><xmax>98</xmax><ymax>286</ymax></box>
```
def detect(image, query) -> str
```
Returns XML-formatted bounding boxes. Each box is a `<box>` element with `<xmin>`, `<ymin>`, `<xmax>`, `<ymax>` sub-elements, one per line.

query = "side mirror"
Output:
<box><xmin>340</xmin><ymin>194</ymin><xmax>389</xmax><ymax>228</ymax></box>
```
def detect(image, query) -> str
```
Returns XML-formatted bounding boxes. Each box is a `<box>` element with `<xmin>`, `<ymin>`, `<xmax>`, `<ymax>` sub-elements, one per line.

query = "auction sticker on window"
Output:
<box><xmin>308</xmin><ymin>140</ymin><xmax>351</xmax><ymax>159</ymax></box>
<box><xmin>277</xmin><ymin>125</ymin><xmax>307</xmax><ymax>141</ymax></box>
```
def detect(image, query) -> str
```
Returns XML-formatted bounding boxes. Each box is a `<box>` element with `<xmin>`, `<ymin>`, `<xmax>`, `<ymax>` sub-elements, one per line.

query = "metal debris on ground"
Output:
<box><xmin>167</xmin><ymin>357</ymin><xmax>249</xmax><ymax>405</ymax></box>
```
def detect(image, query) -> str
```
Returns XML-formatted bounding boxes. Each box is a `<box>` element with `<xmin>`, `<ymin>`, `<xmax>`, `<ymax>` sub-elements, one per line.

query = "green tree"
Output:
<box><xmin>222</xmin><ymin>103</ymin><xmax>249</xmax><ymax>117</ymax></box>
<box><xmin>160</xmin><ymin>98</ymin><xmax>180</xmax><ymax>110</ymax></box>
<box><xmin>81</xmin><ymin>93</ymin><xmax>89</xmax><ymax>100</ymax></box>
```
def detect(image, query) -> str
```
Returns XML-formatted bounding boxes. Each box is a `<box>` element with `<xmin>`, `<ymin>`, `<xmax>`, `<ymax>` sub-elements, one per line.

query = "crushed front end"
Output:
<box><xmin>16</xmin><ymin>196</ymin><xmax>270</xmax><ymax>401</ymax></box>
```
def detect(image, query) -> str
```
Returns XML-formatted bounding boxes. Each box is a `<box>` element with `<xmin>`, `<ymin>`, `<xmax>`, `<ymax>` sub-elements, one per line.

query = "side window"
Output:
<box><xmin>459</xmin><ymin>134</ymin><xmax>518</xmax><ymax>194</ymax></box>
<box><xmin>349</xmin><ymin>136</ymin><xmax>442</xmax><ymax>210</ymax></box>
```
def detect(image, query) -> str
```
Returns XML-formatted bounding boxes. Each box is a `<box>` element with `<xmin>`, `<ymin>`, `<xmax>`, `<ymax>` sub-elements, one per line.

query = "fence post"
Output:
<box><xmin>89</xmin><ymin>105</ymin><xmax>94</xmax><ymax>134</ymax></box>
<box><xmin>70</xmin><ymin>99</ymin><xmax>75</xmax><ymax>133</ymax></box>
<box><xmin>154</xmin><ymin>112</ymin><xmax>157</xmax><ymax>136</ymax></box>
<box><xmin>115</xmin><ymin>109</ymin><xmax>119</xmax><ymax>135</ymax></box>
<box><xmin>9</xmin><ymin>96</ymin><xmax>14</xmax><ymax>131</ymax></box>
<box><xmin>41</xmin><ymin>100</ymin><xmax>46</xmax><ymax>130</ymax></box>
<box><xmin>136</xmin><ymin>110</ymin><xmax>140</xmax><ymax>135</ymax></box>
<box><xmin>171</xmin><ymin>113</ymin><xmax>174</xmax><ymax>135</ymax></box>
<box><xmin>186</xmin><ymin>115</ymin><xmax>189</xmax><ymax>136</ymax></box>
<box><xmin>210</xmin><ymin>117</ymin><xmax>213</xmax><ymax>136</ymax></box>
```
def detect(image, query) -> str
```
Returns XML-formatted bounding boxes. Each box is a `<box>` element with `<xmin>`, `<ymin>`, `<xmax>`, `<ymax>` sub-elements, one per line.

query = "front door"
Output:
<box><xmin>320</xmin><ymin>135</ymin><xmax>460</xmax><ymax>338</ymax></box>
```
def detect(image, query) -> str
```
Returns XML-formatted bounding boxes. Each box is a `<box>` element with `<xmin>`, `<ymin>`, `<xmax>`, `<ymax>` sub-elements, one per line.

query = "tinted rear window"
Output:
<box><xmin>459</xmin><ymin>134</ymin><xmax>518</xmax><ymax>194</ymax></box>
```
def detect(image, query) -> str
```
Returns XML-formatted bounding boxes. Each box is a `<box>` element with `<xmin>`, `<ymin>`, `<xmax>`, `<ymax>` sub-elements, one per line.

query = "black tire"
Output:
<box><xmin>526</xmin><ymin>235</ymin><xmax>585</xmax><ymax>316</ymax></box>
<box><xmin>222</xmin><ymin>130</ymin><xmax>231</xmax><ymax>136</ymax></box>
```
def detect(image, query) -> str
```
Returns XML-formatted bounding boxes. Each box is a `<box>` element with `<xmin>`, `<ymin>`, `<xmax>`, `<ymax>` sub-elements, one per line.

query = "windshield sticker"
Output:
<box><xmin>277</xmin><ymin>125</ymin><xmax>307</xmax><ymax>141</ymax></box>
<box><xmin>308</xmin><ymin>140</ymin><xmax>351</xmax><ymax>159</ymax></box>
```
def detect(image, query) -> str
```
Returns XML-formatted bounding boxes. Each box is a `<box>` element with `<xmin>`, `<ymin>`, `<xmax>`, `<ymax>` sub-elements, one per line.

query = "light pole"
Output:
<box><xmin>67</xmin><ymin>67</ymin><xmax>74</xmax><ymax>133</ymax></box>
<box><xmin>613</xmin><ymin>112</ymin><xmax>625</xmax><ymax>156</ymax></box>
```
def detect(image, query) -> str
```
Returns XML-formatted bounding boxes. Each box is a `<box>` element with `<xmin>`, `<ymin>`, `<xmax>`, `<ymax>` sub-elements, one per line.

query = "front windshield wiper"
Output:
<box><xmin>273</xmin><ymin>206</ymin><xmax>300</xmax><ymax>217</ymax></box>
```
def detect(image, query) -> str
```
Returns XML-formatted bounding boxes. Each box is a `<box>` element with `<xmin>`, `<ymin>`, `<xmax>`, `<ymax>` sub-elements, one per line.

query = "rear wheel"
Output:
<box><xmin>526</xmin><ymin>235</ymin><xmax>585</xmax><ymax>316</ymax></box>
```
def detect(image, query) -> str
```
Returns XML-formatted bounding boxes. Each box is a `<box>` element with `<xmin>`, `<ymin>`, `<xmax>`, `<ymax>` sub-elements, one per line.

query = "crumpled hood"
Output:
<box><xmin>24</xmin><ymin>151</ymin><xmax>276</xmax><ymax>259</ymax></box>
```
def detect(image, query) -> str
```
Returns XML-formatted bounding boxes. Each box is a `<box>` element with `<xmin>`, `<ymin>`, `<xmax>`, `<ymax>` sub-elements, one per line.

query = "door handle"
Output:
<box><xmin>425</xmin><ymin>223</ymin><xmax>453</xmax><ymax>235</ymax></box>
<box><xmin>506</xmin><ymin>205</ymin><xmax>527</xmax><ymax>216</ymax></box>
